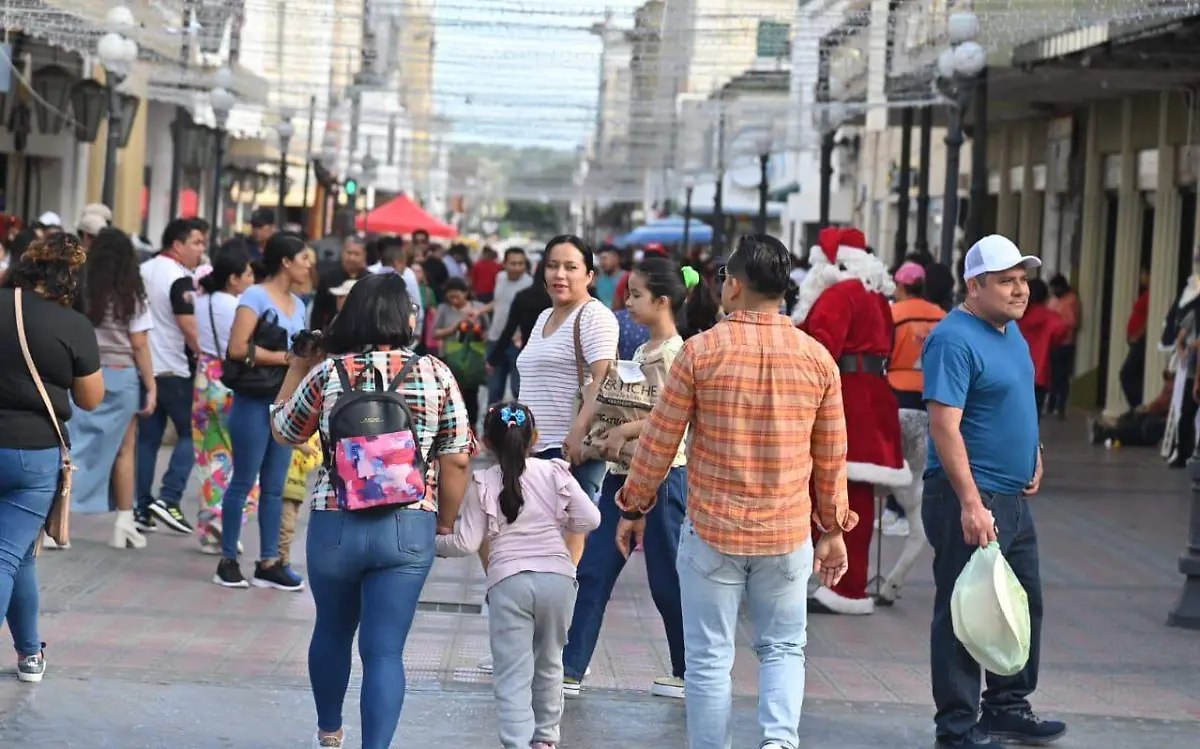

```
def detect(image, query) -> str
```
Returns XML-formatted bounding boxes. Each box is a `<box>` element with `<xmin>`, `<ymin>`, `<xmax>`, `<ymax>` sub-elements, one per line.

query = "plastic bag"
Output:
<box><xmin>950</xmin><ymin>542</ymin><xmax>1031</xmax><ymax>676</ymax></box>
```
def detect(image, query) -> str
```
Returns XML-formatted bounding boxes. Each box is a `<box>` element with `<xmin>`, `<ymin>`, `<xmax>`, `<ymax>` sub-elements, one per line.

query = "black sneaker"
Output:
<box><xmin>16</xmin><ymin>645</ymin><xmax>46</xmax><ymax>684</ymax></box>
<box><xmin>150</xmin><ymin>499</ymin><xmax>194</xmax><ymax>534</ymax></box>
<box><xmin>979</xmin><ymin>708</ymin><xmax>1067</xmax><ymax>745</ymax></box>
<box><xmin>936</xmin><ymin>728</ymin><xmax>1000</xmax><ymax>748</ymax></box>
<box><xmin>134</xmin><ymin>509</ymin><xmax>157</xmax><ymax>532</ymax></box>
<box><xmin>213</xmin><ymin>558</ymin><xmax>249</xmax><ymax>588</ymax></box>
<box><xmin>253</xmin><ymin>561</ymin><xmax>305</xmax><ymax>592</ymax></box>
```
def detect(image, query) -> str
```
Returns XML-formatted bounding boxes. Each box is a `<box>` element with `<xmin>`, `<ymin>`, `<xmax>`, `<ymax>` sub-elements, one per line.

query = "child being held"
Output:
<box><xmin>436</xmin><ymin>402</ymin><xmax>600</xmax><ymax>749</ymax></box>
<box><xmin>279</xmin><ymin>433</ymin><xmax>321</xmax><ymax>570</ymax></box>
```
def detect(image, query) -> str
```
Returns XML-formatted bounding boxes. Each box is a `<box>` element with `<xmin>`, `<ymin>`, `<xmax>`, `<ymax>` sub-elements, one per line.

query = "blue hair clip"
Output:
<box><xmin>499</xmin><ymin>406</ymin><xmax>527</xmax><ymax>427</ymax></box>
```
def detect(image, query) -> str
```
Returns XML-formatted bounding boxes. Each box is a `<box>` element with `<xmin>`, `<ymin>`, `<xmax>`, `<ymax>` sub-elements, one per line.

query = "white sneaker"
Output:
<box><xmin>650</xmin><ymin>675</ymin><xmax>684</xmax><ymax>699</ymax></box>
<box><xmin>883</xmin><ymin>517</ymin><xmax>910</xmax><ymax>537</ymax></box>
<box><xmin>875</xmin><ymin>509</ymin><xmax>900</xmax><ymax>531</ymax></box>
<box><xmin>41</xmin><ymin>533</ymin><xmax>69</xmax><ymax>550</ymax></box>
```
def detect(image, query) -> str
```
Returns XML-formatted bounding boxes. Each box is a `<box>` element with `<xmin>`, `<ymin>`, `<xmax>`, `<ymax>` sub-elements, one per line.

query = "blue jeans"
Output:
<box><xmin>563</xmin><ymin>468</ymin><xmax>687</xmax><ymax>680</ymax></box>
<box><xmin>0</xmin><ymin>448</ymin><xmax>60</xmax><ymax>657</ymax></box>
<box><xmin>677</xmin><ymin>520</ymin><xmax>813</xmax><ymax>749</ymax></box>
<box><xmin>221</xmin><ymin>395</ymin><xmax>292</xmax><ymax>561</ymax></box>
<box><xmin>137</xmin><ymin>375</ymin><xmax>195</xmax><ymax>510</ymax></box>
<box><xmin>533</xmin><ymin>448</ymin><xmax>605</xmax><ymax>502</ymax></box>
<box><xmin>307</xmin><ymin>507</ymin><xmax>436</xmax><ymax>749</ymax></box>
<box><xmin>487</xmin><ymin>340</ymin><xmax>521</xmax><ymax>403</ymax></box>
<box><xmin>923</xmin><ymin>474</ymin><xmax>1043</xmax><ymax>741</ymax></box>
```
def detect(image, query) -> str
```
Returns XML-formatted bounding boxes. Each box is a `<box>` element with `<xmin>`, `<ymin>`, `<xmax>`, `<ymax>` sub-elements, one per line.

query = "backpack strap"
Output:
<box><xmin>333</xmin><ymin>358</ymin><xmax>355</xmax><ymax>392</ymax></box>
<box><xmin>386</xmin><ymin>353</ymin><xmax>432</xmax><ymax>466</ymax></box>
<box><xmin>388</xmin><ymin>354</ymin><xmax>424</xmax><ymax>392</ymax></box>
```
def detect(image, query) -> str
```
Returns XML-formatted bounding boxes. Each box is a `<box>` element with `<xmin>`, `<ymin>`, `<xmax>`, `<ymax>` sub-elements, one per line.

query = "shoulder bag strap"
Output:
<box><xmin>207</xmin><ymin>294</ymin><xmax>225</xmax><ymax>359</ymax></box>
<box><xmin>14</xmin><ymin>288</ymin><xmax>69</xmax><ymax>453</ymax></box>
<box><xmin>572</xmin><ymin>299</ymin><xmax>595</xmax><ymax>390</ymax></box>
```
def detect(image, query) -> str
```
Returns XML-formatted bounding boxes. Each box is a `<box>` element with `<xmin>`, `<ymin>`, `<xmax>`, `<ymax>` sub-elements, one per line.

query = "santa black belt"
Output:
<box><xmin>837</xmin><ymin>354</ymin><xmax>888</xmax><ymax>376</ymax></box>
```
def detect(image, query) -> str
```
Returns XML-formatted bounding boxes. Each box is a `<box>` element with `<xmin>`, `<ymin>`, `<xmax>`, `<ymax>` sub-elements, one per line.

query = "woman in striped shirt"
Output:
<box><xmin>515</xmin><ymin>235</ymin><xmax>619</xmax><ymax>506</ymax></box>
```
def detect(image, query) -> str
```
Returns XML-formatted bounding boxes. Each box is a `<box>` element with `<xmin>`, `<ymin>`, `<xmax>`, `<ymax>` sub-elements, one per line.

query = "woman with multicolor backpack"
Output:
<box><xmin>270</xmin><ymin>272</ymin><xmax>474</xmax><ymax>749</ymax></box>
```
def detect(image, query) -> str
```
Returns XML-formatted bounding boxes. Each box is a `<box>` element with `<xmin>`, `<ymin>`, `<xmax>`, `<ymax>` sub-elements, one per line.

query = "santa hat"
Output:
<box><xmin>810</xmin><ymin>226</ymin><xmax>870</xmax><ymax>267</ymax></box>
<box><xmin>794</xmin><ymin>225</ymin><xmax>893</xmax><ymax>324</ymax></box>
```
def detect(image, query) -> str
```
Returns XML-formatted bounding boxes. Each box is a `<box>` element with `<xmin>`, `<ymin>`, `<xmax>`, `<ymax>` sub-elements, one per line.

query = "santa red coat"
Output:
<box><xmin>801</xmin><ymin>279</ymin><xmax>910</xmax><ymax>488</ymax></box>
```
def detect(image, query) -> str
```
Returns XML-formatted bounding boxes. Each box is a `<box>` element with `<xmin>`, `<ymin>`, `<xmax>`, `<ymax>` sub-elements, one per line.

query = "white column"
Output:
<box><xmin>1076</xmin><ymin>103</ymin><xmax>1106</xmax><ymax>375</ymax></box>
<box><xmin>1017</xmin><ymin>123</ymin><xmax>1041</xmax><ymax>256</ymax></box>
<box><xmin>996</xmin><ymin>126</ymin><xmax>1017</xmax><ymax>237</ymax></box>
<box><xmin>1145</xmin><ymin>91</ymin><xmax>1181</xmax><ymax>402</ymax></box>
<box><xmin>146</xmin><ymin>102</ymin><xmax>174</xmax><ymax>244</ymax></box>
<box><xmin>1104</xmin><ymin>97</ymin><xmax>1145</xmax><ymax>417</ymax></box>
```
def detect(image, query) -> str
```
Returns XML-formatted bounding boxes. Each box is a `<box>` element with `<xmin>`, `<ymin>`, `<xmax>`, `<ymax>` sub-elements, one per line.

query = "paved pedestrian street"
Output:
<box><xmin>2</xmin><ymin>420</ymin><xmax>1198</xmax><ymax>747</ymax></box>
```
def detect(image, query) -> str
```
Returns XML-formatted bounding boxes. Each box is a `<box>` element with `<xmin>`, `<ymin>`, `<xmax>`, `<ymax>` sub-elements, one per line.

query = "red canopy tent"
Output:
<box><xmin>356</xmin><ymin>194</ymin><xmax>458</xmax><ymax>238</ymax></box>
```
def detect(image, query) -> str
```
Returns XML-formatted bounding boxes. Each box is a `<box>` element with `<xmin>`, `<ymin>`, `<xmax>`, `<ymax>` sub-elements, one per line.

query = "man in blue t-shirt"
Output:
<box><xmin>921</xmin><ymin>235</ymin><xmax>1066</xmax><ymax>749</ymax></box>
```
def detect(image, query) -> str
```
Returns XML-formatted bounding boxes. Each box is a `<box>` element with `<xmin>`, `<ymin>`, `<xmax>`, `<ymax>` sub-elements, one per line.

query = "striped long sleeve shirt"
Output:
<box><xmin>617</xmin><ymin>310</ymin><xmax>857</xmax><ymax>556</ymax></box>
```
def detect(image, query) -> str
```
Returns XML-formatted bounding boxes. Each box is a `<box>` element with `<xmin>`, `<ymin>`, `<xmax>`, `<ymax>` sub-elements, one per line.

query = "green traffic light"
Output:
<box><xmin>345</xmin><ymin>179</ymin><xmax>358</xmax><ymax>196</ymax></box>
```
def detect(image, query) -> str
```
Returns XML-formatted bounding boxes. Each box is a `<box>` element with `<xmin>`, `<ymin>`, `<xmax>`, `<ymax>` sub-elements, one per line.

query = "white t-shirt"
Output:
<box><xmin>488</xmin><ymin>271</ymin><xmax>533</xmax><ymax>342</ymax></box>
<box><xmin>370</xmin><ymin>265</ymin><xmax>425</xmax><ymax>323</ymax></box>
<box><xmin>517</xmin><ymin>300</ymin><xmax>619</xmax><ymax>452</ymax></box>
<box><xmin>196</xmin><ymin>291</ymin><xmax>239</xmax><ymax>358</ymax></box>
<box><xmin>140</xmin><ymin>254</ymin><xmax>196</xmax><ymax>377</ymax></box>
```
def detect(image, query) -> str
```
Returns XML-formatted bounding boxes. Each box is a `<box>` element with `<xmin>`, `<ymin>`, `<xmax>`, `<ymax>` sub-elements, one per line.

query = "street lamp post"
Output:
<box><xmin>681</xmin><ymin>175</ymin><xmax>695</xmax><ymax>255</ymax></box>
<box><xmin>360</xmin><ymin>151</ymin><xmax>379</xmax><ymax>234</ymax></box>
<box><xmin>276</xmin><ymin>107</ymin><xmax>294</xmax><ymax>228</ymax></box>
<box><xmin>208</xmin><ymin>67</ymin><xmax>237</xmax><ymax>239</ymax></box>
<box><xmin>934</xmin><ymin>9</ymin><xmax>985</xmax><ymax>267</ymax></box>
<box><xmin>97</xmin><ymin>6</ymin><xmax>139</xmax><ymax>212</ymax></box>
<box><xmin>753</xmin><ymin>129</ymin><xmax>773</xmax><ymax>236</ymax></box>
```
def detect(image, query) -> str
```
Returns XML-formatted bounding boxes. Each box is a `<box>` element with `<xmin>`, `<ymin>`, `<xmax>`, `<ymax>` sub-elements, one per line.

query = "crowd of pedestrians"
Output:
<box><xmin>0</xmin><ymin>212</ymin><xmax>1067</xmax><ymax>749</ymax></box>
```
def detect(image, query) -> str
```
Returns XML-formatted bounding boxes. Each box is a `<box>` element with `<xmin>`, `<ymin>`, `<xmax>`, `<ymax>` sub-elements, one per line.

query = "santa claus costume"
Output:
<box><xmin>794</xmin><ymin>227</ymin><xmax>910</xmax><ymax>615</ymax></box>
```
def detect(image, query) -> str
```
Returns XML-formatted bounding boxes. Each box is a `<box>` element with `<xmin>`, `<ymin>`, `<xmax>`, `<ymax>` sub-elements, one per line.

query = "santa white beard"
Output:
<box><xmin>792</xmin><ymin>247</ymin><xmax>895</xmax><ymax>324</ymax></box>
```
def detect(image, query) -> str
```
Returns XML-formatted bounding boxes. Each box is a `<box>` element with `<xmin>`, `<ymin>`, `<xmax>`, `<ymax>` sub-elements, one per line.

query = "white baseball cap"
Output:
<box><xmin>37</xmin><ymin>211</ymin><xmax>62</xmax><ymax>227</ymax></box>
<box><xmin>82</xmin><ymin>203</ymin><xmax>113</xmax><ymax>222</ymax></box>
<box><xmin>77</xmin><ymin>213</ymin><xmax>107</xmax><ymax>236</ymax></box>
<box><xmin>962</xmin><ymin>235</ymin><xmax>1041</xmax><ymax>281</ymax></box>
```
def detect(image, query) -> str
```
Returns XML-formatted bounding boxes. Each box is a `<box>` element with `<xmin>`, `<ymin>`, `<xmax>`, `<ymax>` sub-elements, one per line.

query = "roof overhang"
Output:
<box><xmin>1011</xmin><ymin>13</ymin><xmax>1200</xmax><ymax>67</ymax></box>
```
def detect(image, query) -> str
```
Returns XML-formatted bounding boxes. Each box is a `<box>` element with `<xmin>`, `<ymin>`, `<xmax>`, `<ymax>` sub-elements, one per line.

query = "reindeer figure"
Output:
<box><xmin>876</xmin><ymin>409</ymin><xmax>929</xmax><ymax>604</ymax></box>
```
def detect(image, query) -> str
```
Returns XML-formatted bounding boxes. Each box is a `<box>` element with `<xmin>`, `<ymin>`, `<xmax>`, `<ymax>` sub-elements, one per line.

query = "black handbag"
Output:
<box><xmin>217</xmin><ymin>305</ymin><xmax>289</xmax><ymax>399</ymax></box>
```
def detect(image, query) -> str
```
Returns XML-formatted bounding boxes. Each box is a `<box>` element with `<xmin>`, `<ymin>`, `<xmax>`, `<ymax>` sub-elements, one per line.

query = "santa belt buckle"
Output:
<box><xmin>837</xmin><ymin>354</ymin><xmax>887</xmax><ymax>376</ymax></box>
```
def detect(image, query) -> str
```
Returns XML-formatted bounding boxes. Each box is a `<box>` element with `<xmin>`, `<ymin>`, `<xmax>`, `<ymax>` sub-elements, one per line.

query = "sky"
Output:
<box><xmin>432</xmin><ymin>0</ymin><xmax>644</xmax><ymax>151</ymax></box>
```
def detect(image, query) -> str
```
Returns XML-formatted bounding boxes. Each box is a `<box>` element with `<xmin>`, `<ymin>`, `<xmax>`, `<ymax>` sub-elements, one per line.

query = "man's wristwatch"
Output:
<box><xmin>620</xmin><ymin>509</ymin><xmax>644</xmax><ymax>521</ymax></box>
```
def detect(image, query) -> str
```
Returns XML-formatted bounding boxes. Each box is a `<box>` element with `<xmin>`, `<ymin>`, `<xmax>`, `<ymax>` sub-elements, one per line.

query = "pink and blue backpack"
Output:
<box><xmin>325</xmin><ymin>355</ymin><xmax>428</xmax><ymax>511</ymax></box>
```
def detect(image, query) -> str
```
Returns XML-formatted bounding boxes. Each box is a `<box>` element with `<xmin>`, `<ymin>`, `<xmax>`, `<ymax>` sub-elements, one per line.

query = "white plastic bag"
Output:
<box><xmin>950</xmin><ymin>542</ymin><xmax>1031</xmax><ymax>676</ymax></box>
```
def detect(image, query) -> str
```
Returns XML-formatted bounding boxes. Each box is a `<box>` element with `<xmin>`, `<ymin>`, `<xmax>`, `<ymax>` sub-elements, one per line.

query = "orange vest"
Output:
<box><xmin>888</xmin><ymin>298</ymin><xmax>947</xmax><ymax>393</ymax></box>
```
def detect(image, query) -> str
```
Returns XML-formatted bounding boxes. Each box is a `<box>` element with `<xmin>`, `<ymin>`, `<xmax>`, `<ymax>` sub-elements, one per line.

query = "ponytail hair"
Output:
<box><xmin>635</xmin><ymin>256</ymin><xmax>719</xmax><ymax>339</ymax></box>
<box><xmin>482</xmin><ymin>402</ymin><xmax>537</xmax><ymax>524</ymax></box>
<box><xmin>680</xmin><ymin>269</ymin><xmax>720</xmax><ymax>340</ymax></box>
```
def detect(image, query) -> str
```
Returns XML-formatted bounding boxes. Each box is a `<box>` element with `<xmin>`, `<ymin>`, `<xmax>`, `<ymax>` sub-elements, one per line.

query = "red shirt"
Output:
<box><xmin>1018</xmin><ymin>304</ymin><xmax>1071</xmax><ymax>388</ymax></box>
<box><xmin>469</xmin><ymin>259</ymin><xmax>502</xmax><ymax>297</ymax></box>
<box><xmin>1126</xmin><ymin>289</ymin><xmax>1150</xmax><ymax>342</ymax></box>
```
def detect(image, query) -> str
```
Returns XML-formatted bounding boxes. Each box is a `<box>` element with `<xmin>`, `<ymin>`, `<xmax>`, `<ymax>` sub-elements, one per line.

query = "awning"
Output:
<box><xmin>1012</xmin><ymin>13</ymin><xmax>1199</xmax><ymax>66</ymax></box>
<box><xmin>615</xmin><ymin>215</ymin><xmax>713</xmax><ymax>249</ymax></box>
<box><xmin>356</xmin><ymin>195</ymin><xmax>457</xmax><ymax>238</ymax></box>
